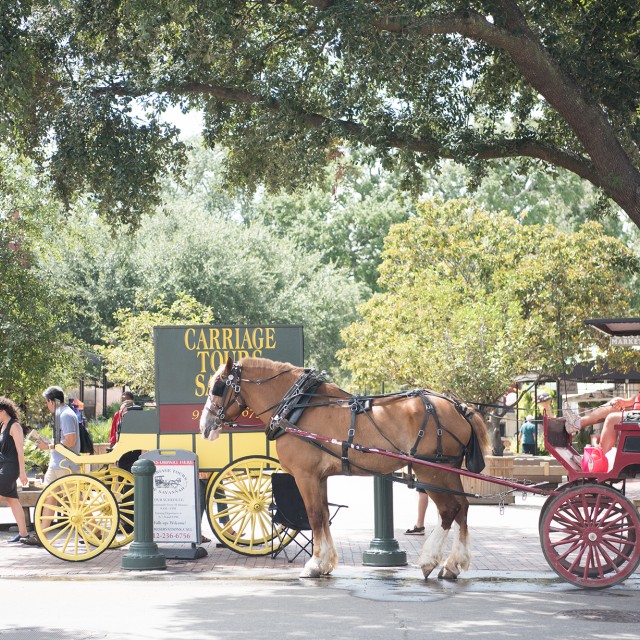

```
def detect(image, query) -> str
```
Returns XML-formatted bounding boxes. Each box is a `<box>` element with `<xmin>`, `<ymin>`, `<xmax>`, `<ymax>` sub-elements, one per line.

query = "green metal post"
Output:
<box><xmin>362</xmin><ymin>476</ymin><xmax>407</xmax><ymax>566</ymax></box>
<box><xmin>121</xmin><ymin>458</ymin><xmax>166</xmax><ymax>571</ymax></box>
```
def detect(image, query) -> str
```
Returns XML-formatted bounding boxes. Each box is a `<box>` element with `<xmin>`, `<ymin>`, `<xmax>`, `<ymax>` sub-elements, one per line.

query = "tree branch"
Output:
<box><xmin>98</xmin><ymin>80</ymin><xmax>600</xmax><ymax>185</ymax></box>
<box><xmin>303</xmin><ymin>0</ymin><xmax>640</xmax><ymax>218</ymax></box>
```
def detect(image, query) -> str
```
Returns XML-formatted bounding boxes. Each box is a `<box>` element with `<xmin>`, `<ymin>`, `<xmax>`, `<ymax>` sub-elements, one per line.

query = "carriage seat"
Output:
<box><xmin>614</xmin><ymin>418</ymin><xmax>640</xmax><ymax>453</ymax></box>
<box><xmin>544</xmin><ymin>417</ymin><xmax>582</xmax><ymax>473</ymax></box>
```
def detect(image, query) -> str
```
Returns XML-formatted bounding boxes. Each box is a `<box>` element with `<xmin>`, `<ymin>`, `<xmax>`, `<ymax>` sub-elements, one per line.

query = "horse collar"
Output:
<box><xmin>266</xmin><ymin>369</ymin><xmax>325</xmax><ymax>440</ymax></box>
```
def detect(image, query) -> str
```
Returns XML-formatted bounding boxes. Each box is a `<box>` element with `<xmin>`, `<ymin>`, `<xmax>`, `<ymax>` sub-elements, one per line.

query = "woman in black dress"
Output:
<box><xmin>0</xmin><ymin>397</ymin><xmax>29</xmax><ymax>542</ymax></box>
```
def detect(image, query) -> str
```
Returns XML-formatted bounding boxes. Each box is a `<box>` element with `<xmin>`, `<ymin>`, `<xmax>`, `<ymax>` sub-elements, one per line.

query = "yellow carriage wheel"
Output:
<box><xmin>34</xmin><ymin>473</ymin><xmax>118</xmax><ymax>561</ymax></box>
<box><xmin>206</xmin><ymin>456</ymin><xmax>297</xmax><ymax>556</ymax></box>
<box><xmin>93</xmin><ymin>467</ymin><xmax>135</xmax><ymax>548</ymax></box>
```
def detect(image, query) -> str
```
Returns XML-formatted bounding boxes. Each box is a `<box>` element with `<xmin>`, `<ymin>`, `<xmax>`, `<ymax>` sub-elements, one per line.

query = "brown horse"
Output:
<box><xmin>200</xmin><ymin>357</ymin><xmax>490</xmax><ymax>579</ymax></box>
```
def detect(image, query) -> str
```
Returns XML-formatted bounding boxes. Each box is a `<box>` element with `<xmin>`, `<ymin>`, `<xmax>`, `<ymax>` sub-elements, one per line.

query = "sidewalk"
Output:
<box><xmin>0</xmin><ymin>476</ymin><xmax>561</xmax><ymax>579</ymax></box>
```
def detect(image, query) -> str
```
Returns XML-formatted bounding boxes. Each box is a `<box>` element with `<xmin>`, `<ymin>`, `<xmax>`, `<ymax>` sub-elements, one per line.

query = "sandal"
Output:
<box><xmin>20</xmin><ymin>534</ymin><xmax>42</xmax><ymax>547</ymax></box>
<box><xmin>405</xmin><ymin>525</ymin><xmax>425</xmax><ymax>535</ymax></box>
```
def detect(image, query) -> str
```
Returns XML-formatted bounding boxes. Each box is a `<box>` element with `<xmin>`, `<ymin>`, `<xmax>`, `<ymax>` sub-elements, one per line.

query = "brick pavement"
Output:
<box><xmin>1</xmin><ymin>477</ymin><xmax>638</xmax><ymax>580</ymax></box>
<box><xmin>0</xmin><ymin>502</ymin><xmax>550</xmax><ymax>578</ymax></box>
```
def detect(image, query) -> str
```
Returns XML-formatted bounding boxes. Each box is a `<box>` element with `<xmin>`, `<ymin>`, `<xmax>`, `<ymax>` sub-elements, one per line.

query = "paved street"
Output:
<box><xmin>1</xmin><ymin>476</ymin><xmax>640</xmax><ymax>640</ymax></box>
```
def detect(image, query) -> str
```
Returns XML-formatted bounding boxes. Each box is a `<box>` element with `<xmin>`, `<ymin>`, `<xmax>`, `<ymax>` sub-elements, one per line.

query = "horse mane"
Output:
<box><xmin>237</xmin><ymin>357</ymin><xmax>346</xmax><ymax>395</ymax></box>
<box><xmin>237</xmin><ymin>357</ymin><xmax>304</xmax><ymax>375</ymax></box>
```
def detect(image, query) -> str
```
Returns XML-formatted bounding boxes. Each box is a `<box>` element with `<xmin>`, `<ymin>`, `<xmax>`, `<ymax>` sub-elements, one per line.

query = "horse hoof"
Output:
<box><xmin>438</xmin><ymin>567</ymin><xmax>459</xmax><ymax>580</ymax></box>
<box><xmin>300</xmin><ymin>566</ymin><xmax>321</xmax><ymax>578</ymax></box>
<box><xmin>421</xmin><ymin>564</ymin><xmax>436</xmax><ymax>579</ymax></box>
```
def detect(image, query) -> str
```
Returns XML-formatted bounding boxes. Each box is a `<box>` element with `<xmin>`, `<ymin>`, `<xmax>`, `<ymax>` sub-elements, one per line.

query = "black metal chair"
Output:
<box><xmin>270</xmin><ymin>473</ymin><xmax>347</xmax><ymax>562</ymax></box>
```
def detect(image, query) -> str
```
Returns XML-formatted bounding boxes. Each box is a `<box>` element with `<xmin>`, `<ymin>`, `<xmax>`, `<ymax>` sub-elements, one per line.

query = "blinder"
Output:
<box><xmin>210</xmin><ymin>364</ymin><xmax>245</xmax><ymax>427</ymax></box>
<box><xmin>212</xmin><ymin>379</ymin><xmax>226</xmax><ymax>397</ymax></box>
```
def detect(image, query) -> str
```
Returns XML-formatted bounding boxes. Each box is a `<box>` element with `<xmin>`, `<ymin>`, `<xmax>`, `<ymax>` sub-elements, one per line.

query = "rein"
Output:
<box><xmin>263</xmin><ymin>373</ymin><xmax>477</xmax><ymax>474</ymax></box>
<box><xmin>204</xmin><ymin>365</ymin><xmax>554</xmax><ymax>499</ymax></box>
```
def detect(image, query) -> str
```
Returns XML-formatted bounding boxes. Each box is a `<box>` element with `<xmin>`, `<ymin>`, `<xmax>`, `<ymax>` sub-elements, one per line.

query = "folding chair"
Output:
<box><xmin>270</xmin><ymin>473</ymin><xmax>347</xmax><ymax>562</ymax></box>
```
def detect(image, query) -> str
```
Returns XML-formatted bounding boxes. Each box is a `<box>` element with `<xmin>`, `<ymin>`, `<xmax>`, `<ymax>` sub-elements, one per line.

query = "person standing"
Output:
<box><xmin>109</xmin><ymin>392</ymin><xmax>143</xmax><ymax>473</ymax></box>
<box><xmin>37</xmin><ymin>386</ymin><xmax>80</xmax><ymax>482</ymax></box>
<box><xmin>21</xmin><ymin>386</ymin><xmax>80</xmax><ymax>546</ymax></box>
<box><xmin>519</xmin><ymin>415</ymin><xmax>537</xmax><ymax>455</ymax></box>
<box><xmin>0</xmin><ymin>397</ymin><xmax>29</xmax><ymax>542</ymax></box>
<box><xmin>109</xmin><ymin>391</ymin><xmax>135</xmax><ymax>448</ymax></box>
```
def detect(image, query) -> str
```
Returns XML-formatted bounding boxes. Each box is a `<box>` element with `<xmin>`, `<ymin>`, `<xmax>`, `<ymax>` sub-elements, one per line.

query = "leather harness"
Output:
<box><xmin>262</xmin><ymin>370</ymin><xmax>478</xmax><ymax>476</ymax></box>
<box><xmin>205</xmin><ymin>366</ymin><xmax>482</xmax><ymax>480</ymax></box>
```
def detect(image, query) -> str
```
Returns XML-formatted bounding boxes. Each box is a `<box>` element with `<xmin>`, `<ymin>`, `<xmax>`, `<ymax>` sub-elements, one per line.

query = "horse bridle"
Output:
<box><xmin>202</xmin><ymin>364</ymin><xmax>298</xmax><ymax>438</ymax></box>
<box><xmin>203</xmin><ymin>363</ymin><xmax>246</xmax><ymax>437</ymax></box>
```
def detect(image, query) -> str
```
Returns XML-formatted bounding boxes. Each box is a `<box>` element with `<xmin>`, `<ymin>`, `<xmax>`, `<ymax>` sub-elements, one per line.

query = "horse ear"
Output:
<box><xmin>225</xmin><ymin>357</ymin><xmax>233</xmax><ymax>372</ymax></box>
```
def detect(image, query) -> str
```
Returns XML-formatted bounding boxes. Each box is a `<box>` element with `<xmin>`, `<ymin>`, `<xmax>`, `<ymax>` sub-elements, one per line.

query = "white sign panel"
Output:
<box><xmin>142</xmin><ymin>450</ymin><xmax>200</xmax><ymax>544</ymax></box>
<box><xmin>611</xmin><ymin>336</ymin><xmax>640</xmax><ymax>346</ymax></box>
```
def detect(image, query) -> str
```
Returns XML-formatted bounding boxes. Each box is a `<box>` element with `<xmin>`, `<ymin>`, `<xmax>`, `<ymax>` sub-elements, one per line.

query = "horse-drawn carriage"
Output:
<box><xmin>199</xmin><ymin>352</ymin><xmax>640</xmax><ymax>589</ymax></box>
<box><xmin>31</xmin><ymin>325</ymin><xmax>305</xmax><ymax>561</ymax></box>
<box><xmin>33</xmin><ymin>320</ymin><xmax>640</xmax><ymax>589</ymax></box>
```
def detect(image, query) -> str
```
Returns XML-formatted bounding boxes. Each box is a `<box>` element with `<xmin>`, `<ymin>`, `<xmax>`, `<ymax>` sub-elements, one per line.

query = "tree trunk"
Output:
<box><xmin>489</xmin><ymin>413</ymin><xmax>505</xmax><ymax>456</ymax></box>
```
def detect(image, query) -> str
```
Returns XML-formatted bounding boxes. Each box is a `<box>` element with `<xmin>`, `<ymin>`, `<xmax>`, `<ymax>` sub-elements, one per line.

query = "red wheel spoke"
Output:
<box><xmin>540</xmin><ymin>485</ymin><xmax>640</xmax><ymax>588</ymax></box>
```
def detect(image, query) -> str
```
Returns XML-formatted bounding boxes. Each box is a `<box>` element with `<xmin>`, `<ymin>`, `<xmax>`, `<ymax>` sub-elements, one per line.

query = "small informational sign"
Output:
<box><xmin>141</xmin><ymin>449</ymin><xmax>200</xmax><ymax>545</ymax></box>
<box><xmin>611</xmin><ymin>336</ymin><xmax>640</xmax><ymax>347</ymax></box>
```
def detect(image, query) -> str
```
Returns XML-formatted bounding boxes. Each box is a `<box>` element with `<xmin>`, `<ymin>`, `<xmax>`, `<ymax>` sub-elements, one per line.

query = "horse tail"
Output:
<box><xmin>457</xmin><ymin>404</ymin><xmax>491</xmax><ymax>473</ymax></box>
<box><xmin>467</xmin><ymin>408</ymin><xmax>491</xmax><ymax>454</ymax></box>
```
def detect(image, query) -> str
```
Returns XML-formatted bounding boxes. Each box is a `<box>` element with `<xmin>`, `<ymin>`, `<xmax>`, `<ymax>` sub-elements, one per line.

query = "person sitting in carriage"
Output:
<box><xmin>563</xmin><ymin>393</ymin><xmax>640</xmax><ymax>454</ymax></box>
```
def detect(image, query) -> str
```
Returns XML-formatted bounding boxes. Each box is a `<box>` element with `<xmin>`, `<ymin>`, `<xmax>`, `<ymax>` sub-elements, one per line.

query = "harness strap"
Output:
<box><xmin>263</xmin><ymin>371</ymin><xmax>477</xmax><ymax>476</ymax></box>
<box><xmin>409</xmin><ymin>392</ymin><xmax>432</xmax><ymax>457</ymax></box>
<box><xmin>298</xmin><ymin>434</ymin><xmax>484</xmax><ymax>499</ymax></box>
<box><xmin>341</xmin><ymin>396</ymin><xmax>368</xmax><ymax>475</ymax></box>
<box><xmin>266</xmin><ymin>369</ymin><xmax>326</xmax><ymax>441</ymax></box>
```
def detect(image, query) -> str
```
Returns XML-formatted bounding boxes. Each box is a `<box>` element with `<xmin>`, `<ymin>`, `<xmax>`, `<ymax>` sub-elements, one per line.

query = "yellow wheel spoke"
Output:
<box><xmin>35</xmin><ymin>474</ymin><xmax>118</xmax><ymax>561</ymax></box>
<box><xmin>207</xmin><ymin>457</ymin><xmax>283</xmax><ymax>556</ymax></box>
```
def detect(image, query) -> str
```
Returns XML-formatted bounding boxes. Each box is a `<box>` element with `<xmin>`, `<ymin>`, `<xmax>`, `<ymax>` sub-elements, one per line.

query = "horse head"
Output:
<box><xmin>199</xmin><ymin>357</ymin><xmax>246</xmax><ymax>440</ymax></box>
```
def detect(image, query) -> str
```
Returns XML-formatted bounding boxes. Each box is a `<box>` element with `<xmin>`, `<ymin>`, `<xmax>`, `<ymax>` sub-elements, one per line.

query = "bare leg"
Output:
<box><xmin>567</xmin><ymin>404</ymin><xmax>623</xmax><ymax>454</ymax></box>
<box><xmin>416</xmin><ymin>492</ymin><xmax>428</xmax><ymax>528</ymax></box>
<box><xmin>6</xmin><ymin>497</ymin><xmax>28</xmax><ymax>536</ymax></box>
<box><xmin>599</xmin><ymin>412</ymin><xmax>623</xmax><ymax>453</ymax></box>
<box><xmin>574</xmin><ymin>403</ymin><xmax>619</xmax><ymax>429</ymax></box>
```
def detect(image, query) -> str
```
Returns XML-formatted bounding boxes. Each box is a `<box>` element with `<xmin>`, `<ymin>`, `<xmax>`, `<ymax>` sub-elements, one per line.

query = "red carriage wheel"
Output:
<box><xmin>540</xmin><ymin>484</ymin><xmax>640</xmax><ymax>588</ymax></box>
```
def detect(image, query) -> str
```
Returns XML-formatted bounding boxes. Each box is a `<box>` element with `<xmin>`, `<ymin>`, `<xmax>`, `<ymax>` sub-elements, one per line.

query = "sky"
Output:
<box><xmin>162</xmin><ymin>105</ymin><xmax>204</xmax><ymax>140</ymax></box>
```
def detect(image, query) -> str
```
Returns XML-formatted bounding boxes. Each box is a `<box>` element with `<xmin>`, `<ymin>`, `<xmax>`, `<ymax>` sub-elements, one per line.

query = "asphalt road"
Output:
<box><xmin>1</xmin><ymin>571</ymin><xmax>640</xmax><ymax>640</ymax></box>
<box><xmin>2</xmin><ymin>475</ymin><xmax>640</xmax><ymax>640</ymax></box>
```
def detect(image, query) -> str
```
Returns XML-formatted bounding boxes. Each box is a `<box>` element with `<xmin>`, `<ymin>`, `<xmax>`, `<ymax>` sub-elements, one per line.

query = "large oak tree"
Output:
<box><xmin>2</xmin><ymin>1</ymin><xmax>639</xmax><ymax>228</ymax></box>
